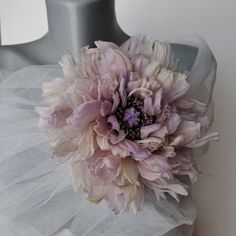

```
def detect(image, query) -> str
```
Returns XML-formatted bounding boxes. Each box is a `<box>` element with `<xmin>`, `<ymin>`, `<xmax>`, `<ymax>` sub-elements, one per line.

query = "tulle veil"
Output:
<box><xmin>0</xmin><ymin>36</ymin><xmax>216</xmax><ymax>236</ymax></box>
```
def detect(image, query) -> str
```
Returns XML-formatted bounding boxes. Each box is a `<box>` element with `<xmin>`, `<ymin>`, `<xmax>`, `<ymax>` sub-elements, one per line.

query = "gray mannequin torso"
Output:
<box><xmin>0</xmin><ymin>0</ymin><xmax>197</xmax><ymax>71</ymax></box>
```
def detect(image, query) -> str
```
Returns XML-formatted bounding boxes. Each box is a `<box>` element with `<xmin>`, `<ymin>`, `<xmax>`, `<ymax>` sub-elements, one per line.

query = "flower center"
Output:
<box><xmin>115</xmin><ymin>96</ymin><xmax>154</xmax><ymax>140</ymax></box>
<box><xmin>123</xmin><ymin>107</ymin><xmax>140</xmax><ymax>127</ymax></box>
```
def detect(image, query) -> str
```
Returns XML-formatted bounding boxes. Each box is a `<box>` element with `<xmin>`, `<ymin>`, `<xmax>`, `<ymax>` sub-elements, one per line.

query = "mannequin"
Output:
<box><xmin>0</xmin><ymin>0</ymin><xmax>197</xmax><ymax>72</ymax></box>
<box><xmin>0</xmin><ymin>0</ymin><xmax>128</xmax><ymax>69</ymax></box>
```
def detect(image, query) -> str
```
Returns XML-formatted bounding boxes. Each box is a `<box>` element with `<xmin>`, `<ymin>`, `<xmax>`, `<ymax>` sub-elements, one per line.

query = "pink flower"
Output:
<box><xmin>37</xmin><ymin>35</ymin><xmax>218</xmax><ymax>213</ymax></box>
<box><xmin>71</xmin><ymin>151</ymin><xmax>143</xmax><ymax>214</ymax></box>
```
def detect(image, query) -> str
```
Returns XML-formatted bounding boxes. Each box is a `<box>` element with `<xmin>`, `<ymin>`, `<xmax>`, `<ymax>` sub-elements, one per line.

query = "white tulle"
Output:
<box><xmin>0</xmin><ymin>37</ymin><xmax>216</xmax><ymax>236</ymax></box>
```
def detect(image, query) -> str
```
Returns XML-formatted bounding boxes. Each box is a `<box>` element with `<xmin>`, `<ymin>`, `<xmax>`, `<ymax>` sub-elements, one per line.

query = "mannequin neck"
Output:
<box><xmin>59</xmin><ymin>0</ymin><xmax>129</xmax><ymax>47</ymax></box>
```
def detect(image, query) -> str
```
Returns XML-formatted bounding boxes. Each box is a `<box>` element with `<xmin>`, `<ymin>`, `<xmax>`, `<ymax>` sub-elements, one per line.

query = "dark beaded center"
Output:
<box><xmin>115</xmin><ymin>96</ymin><xmax>154</xmax><ymax>140</ymax></box>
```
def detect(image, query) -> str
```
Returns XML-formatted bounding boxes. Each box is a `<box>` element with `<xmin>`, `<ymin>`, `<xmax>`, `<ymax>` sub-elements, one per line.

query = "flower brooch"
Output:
<box><xmin>37</xmin><ymin>35</ymin><xmax>218</xmax><ymax>214</ymax></box>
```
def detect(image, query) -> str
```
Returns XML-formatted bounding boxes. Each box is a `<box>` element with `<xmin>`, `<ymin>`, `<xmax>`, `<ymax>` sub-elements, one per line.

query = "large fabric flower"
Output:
<box><xmin>37</xmin><ymin>35</ymin><xmax>218</xmax><ymax>214</ymax></box>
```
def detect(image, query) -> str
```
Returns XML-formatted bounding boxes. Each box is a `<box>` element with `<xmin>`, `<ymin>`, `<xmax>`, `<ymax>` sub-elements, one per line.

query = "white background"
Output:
<box><xmin>0</xmin><ymin>0</ymin><xmax>48</xmax><ymax>45</ymax></box>
<box><xmin>116</xmin><ymin>0</ymin><xmax>236</xmax><ymax>235</ymax></box>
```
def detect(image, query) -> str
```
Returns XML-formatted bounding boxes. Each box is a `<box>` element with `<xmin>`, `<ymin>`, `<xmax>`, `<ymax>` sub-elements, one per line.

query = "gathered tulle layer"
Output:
<box><xmin>0</xmin><ymin>36</ymin><xmax>216</xmax><ymax>236</ymax></box>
